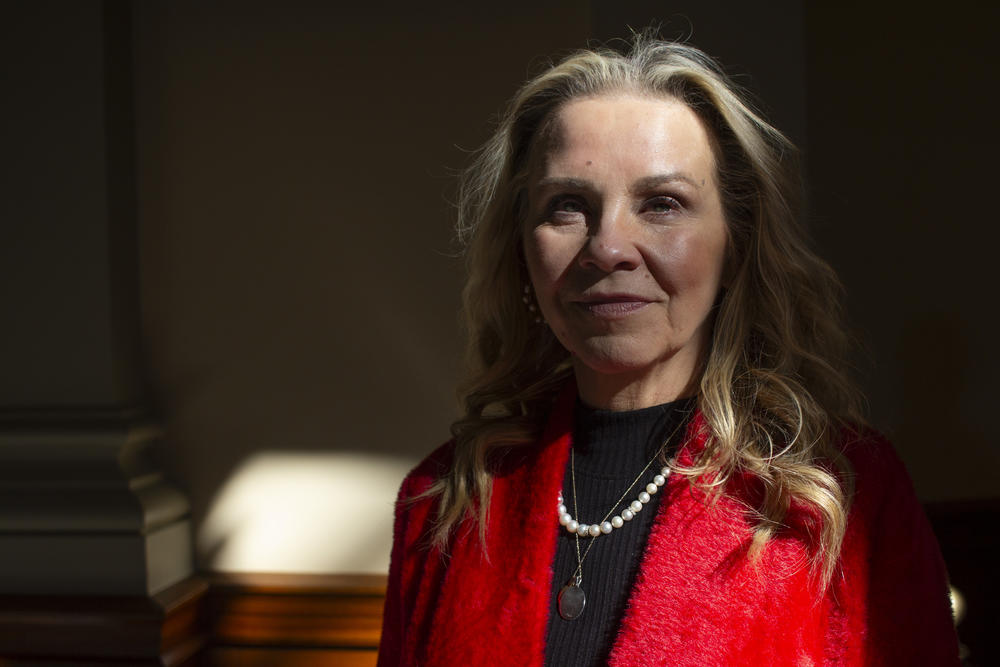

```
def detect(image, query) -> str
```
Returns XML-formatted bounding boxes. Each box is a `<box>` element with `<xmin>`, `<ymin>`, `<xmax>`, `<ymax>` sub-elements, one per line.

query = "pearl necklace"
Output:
<box><xmin>557</xmin><ymin>465</ymin><xmax>671</xmax><ymax>538</ymax></box>
<box><xmin>555</xmin><ymin>407</ymin><xmax>689</xmax><ymax>621</ymax></box>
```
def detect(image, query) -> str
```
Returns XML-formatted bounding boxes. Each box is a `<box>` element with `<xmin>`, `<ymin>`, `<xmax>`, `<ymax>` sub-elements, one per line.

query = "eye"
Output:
<box><xmin>641</xmin><ymin>195</ymin><xmax>682</xmax><ymax>216</ymax></box>
<box><xmin>546</xmin><ymin>195</ymin><xmax>588</xmax><ymax>223</ymax></box>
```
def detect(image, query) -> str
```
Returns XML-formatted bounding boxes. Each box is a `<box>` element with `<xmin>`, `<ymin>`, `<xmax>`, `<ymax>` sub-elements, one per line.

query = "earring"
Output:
<box><xmin>522</xmin><ymin>284</ymin><xmax>543</xmax><ymax>324</ymax></box>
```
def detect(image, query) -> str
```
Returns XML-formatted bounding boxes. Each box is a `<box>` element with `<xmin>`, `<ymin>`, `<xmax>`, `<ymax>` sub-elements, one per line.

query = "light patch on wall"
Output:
<box><xmin>199</xmin><ymin>452</ymin><xmax>416</xmax><ymax>573</ymax></box>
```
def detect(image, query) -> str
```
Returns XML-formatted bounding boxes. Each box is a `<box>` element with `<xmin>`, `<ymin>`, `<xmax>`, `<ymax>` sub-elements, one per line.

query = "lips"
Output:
<box><xmin>573</xmin><ymin>294</ymin><xmax>653</xmax><ymax>318</ymax></box>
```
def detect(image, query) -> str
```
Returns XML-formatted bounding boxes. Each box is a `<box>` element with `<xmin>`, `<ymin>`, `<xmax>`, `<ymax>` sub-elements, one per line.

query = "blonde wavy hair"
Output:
<box><xmin>429</xmin><ymin>36</ymin><xmax>864</xmax><ymax>588</ymax></box>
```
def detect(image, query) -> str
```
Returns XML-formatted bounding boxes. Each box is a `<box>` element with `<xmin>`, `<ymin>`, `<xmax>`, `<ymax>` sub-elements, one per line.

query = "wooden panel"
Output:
<box><xmin>209</xmin><ymin>647</ymin><xmax>377</xmax><ymax>667</ymax></box>
<box><xmin>206</xmin><ymin>572</ymin><xmax>386</xmax><ymax>652</ymax></box>
<box><xmin>208</xmin><ymin>573</ymin><xmax>386</xmax><ymax>596</ymax></box>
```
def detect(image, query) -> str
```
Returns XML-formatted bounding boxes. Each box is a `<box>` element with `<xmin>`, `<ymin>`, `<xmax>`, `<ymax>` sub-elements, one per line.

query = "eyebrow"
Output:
<box><xmin>632</xmin><ymin>172</ymin><xmax>703</xmax><ymax>191</ymax></box>
<box><xmin>533</xmin><ymin>176</ymin><xmax>591</xmax><ymax>190</ymax></box>
<box><xmin>533</xmin><ymin>172</ymin><xmax>703</xmax><ymax>192</ymax></box>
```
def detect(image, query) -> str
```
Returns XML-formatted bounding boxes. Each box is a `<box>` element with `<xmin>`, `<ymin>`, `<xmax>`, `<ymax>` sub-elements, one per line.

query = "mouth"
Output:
<box><xmin>572</xmin><ymin>294</ymin><xmax>653</xmax><ymax>318</ymax></box>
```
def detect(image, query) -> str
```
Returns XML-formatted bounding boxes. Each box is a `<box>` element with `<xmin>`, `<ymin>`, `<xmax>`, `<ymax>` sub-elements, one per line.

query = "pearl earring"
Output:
<box><xmin>522</xmin><ymin>284</ymin><xmax>543</xmax><ymax>324</ymax></box>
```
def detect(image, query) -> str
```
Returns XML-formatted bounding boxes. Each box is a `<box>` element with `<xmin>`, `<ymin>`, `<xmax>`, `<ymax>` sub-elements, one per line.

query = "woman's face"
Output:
<box><xmin>522</xmin><ymin>94</ymin><xmax>729</xmax><ymax>409</ymax></box>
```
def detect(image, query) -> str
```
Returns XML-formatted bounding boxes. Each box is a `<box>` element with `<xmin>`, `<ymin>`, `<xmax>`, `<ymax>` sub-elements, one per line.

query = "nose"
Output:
<box><xmin>578</xmin><ymin>207</ymin><xmax>641</xmax><ymax>273</ymax></box>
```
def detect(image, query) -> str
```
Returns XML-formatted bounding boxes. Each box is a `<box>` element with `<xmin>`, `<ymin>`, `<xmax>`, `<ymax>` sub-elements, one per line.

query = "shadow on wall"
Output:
<box><xmin>134</xmin><ymin>0</ymin><xmax>593</xmax><ymax>578</ymax></box>
<box><xmin>198</xmin><ymin>451</ymin><xmax>417</xmax><ymax>573</ymax></box>
<box><xmin>896</xmin><ymin>313</ymin><xmax>998</xmax><ymax>498</ymax></box>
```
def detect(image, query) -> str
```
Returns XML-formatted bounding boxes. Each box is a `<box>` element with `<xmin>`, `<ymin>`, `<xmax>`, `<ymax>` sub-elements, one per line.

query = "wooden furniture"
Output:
<box><xmin>206</xmin><ymin>573</ymin><xmax>384</xmax><ymax>666</ymax></box>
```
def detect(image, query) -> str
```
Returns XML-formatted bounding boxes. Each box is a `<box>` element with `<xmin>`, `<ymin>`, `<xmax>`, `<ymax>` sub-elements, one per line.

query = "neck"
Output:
<box><xmin>573</xmin><ymin>361</ymin><xmax>700</xmax><ymax>411</ymax></box>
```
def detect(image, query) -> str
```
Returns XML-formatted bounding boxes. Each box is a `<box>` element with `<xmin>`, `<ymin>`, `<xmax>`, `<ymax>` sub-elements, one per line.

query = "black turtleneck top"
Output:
<box><xmin>544</xmin><ymin>397</ymin><xmax>695</xmax><ymax>667</ymax></box>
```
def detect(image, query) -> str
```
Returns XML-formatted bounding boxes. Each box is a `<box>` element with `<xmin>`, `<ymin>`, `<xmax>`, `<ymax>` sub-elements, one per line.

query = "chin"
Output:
<box><xmin>570</xmin><ymin>344</ymin><xmax>668</xmax><ymax>377</ymax></box>
<box><xmin>565</xmin><ymin>333</ymin><xmax>705</xmax><ymax>388</ymax></box>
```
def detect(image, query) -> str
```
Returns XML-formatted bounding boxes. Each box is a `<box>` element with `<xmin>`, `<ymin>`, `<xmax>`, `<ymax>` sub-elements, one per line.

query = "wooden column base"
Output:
<box><xmin>0</xmin><ymin>577</ymin><xmax>209</xmax><ymax>665</ymax></box>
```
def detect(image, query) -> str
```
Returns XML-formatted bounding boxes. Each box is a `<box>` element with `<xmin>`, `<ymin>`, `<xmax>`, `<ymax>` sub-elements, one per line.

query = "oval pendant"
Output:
<box><xmin>557</xmin><ymin>582</ymin><xmax>586</xmax><ymax>620</ymax></box>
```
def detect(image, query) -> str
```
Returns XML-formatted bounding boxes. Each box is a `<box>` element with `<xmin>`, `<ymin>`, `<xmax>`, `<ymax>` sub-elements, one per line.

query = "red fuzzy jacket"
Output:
<box><xmin>377</xmin><ymin>388</ymin><xmax>959</xmax><ymax>666</ymax></box>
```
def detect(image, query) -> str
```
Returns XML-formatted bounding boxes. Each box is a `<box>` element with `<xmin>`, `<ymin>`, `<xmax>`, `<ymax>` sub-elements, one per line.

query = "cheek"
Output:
<box><xmin>523</xmin><ymin>235</ymin><xmax>579</xmax><ymax>350</ymax></box>
<box><xmin>523</xmin><ymin>232</ymin><xmax>572</xmax><ymax>296</ymax></box>
<box><xmin>654</xmin><ymin>230</ymin><xmax>728</xmax><ymax>299</ymax></box>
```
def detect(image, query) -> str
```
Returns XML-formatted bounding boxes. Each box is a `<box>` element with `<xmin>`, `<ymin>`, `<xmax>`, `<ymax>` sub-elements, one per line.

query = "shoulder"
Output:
<box><xmin>831</xmin><ymin>432</ymin><xmax>960</xmax><ymax>663</ymax></box>
<box><xmin>396</xmin><ymin>439</ymin><xmax>455</xmax><ymax>503</ymax></box>
<box><xmin>834</xmin><ymin>425</ymin><xmax>948</xmax><ymax>597</ymax></box>
<box><xmin>837</xmin><ymin>426</ymin><xmax>918</xmax><ymax>515</ymax></box>
<box><xmin>838</xmin><ymin>425</ymin><xmax>903</xmax><ymax>473</ymax></box>
<box><xmin>386</xmin><ymin>441</ymin><xmax>456</xmax><ymax>573</ymax></box>
<box><xmin>832</xmin><ymin>425</ymin><xmax>946</xmax><ymax>593</ymax></box>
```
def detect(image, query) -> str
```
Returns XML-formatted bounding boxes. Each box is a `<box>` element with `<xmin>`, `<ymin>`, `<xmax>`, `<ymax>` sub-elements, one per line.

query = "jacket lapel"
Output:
<box><xmin>607</xmin><ymin>415</ymin><xmax>819</xmax><ymax>665</ymax></box>
<box><xmin>421</xmin><ymin>388</ymin><xmax>573</xmax><ymax>666</ymax></box>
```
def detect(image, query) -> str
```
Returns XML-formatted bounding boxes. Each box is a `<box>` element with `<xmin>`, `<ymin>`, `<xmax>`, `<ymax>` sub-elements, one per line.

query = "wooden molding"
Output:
<box><xmin>204</xmin><ymin>572</ymin><xmax>386</xmax><ymax>666</ymax></box>
<box><xmin>206</xmin><ymin>572</ymin><xmax>386</xmax><ymax>647</ymax></box>
<box><xmin>0</xmin><ymin>576</ymin><xmax>209</xmax><ymax>665</ymax></box>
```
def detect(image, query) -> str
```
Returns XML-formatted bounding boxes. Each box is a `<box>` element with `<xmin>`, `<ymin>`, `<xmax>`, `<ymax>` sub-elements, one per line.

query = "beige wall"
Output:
<box><xmin>133</xmin><ymin>1</ymin><xmax>592</xmax><ymax>573</ymax></box>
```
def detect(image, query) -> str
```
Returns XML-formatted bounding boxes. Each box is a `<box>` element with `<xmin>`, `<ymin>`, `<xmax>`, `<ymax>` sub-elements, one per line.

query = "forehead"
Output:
<box><xmin>535</xmin><ymin>94</ymin><xmax>718</xmax><ymax>182</ymax></box>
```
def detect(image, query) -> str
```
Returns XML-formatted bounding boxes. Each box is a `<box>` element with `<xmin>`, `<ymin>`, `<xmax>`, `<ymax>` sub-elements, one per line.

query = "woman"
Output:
<box><xmin>378</xmin><ymin>37</ymin><xmax>958</xmax><ymax>666</ymax></box>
